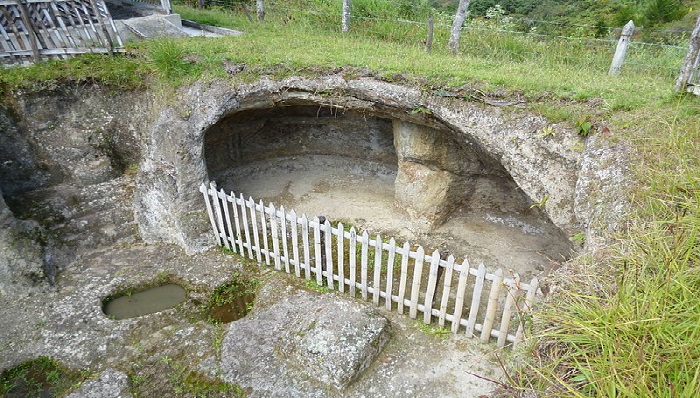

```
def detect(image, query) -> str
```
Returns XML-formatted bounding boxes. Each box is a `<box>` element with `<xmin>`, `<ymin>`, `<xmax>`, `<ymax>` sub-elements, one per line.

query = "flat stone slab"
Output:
<box><xmin>220</xmin><ymin>280</ymin><xmax>390</xmax><ymax>396</ymax></box>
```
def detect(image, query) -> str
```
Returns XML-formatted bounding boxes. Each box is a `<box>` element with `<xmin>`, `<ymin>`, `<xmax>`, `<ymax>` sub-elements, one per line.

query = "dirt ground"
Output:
<box><xmin>215</xmin><ymin>154</ymin><xmax>573</xmax><ymax>283</ymax></box>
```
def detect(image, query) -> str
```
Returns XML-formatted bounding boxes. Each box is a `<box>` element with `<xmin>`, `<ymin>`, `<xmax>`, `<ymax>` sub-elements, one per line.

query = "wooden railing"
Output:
<box><xmin>0</xmin><ymin>0</ymin><xmax>123</xmax><ymax>65</ymax></box>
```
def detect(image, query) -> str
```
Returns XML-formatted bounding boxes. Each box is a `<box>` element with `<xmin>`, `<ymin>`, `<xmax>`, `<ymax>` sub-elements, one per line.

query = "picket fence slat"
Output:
<box><xmin>269</xmin><ymin>204</ymin><xmax>281</xmax><ymax>270</ymax></box>
<box><xmin>279</xmin><ymin>206</ymin><xmax>290</xmax><ymax>273</ymax></box>
<box><xmin>1</xmin><ymin>0</ymin><xmax>125</xmax><ymax>65</ymax></box>
<box><xmin>385</xmin><ymin>238</ymin><xmax>396</xmax><ymax>311</ymax></box>
<box><xmin>372</xmin><ymin>234</ymin><xmax>382</xmax><ymax>305</ymax></box>
<box><xmin>199</xmin><ymin>183</ymin><xmax>540</xmax><ymax>348</ymax></box>
<box><xmin>313</xmin><ymin>218</ymin><xmax>323</xmax><ymax>284</ymax></box>
<box><xmin>349</xmin><ymin>227</ymin><xmax>357</xmax><ymax>297</ymax></box>
<box><xmin>200</xmin><ymin>184</ymin><xmax>221</xmax><ymax>247</ymax></box>
<box><xmin>423</xmin><ymin>250</ymin><xmax>441</xmax><ymax>324</ymax></box>
<box><xmin>259</xmin><ymin>200</ymin><xmax>270</xmax><ymax>265</ymax></box>
<box><xmin>290</xmin><ymin>210</ymin><xmax>301</xmax><ymax>277</ymax></box>
<box><xmin>514</xmin><ymin>277</ymin><xmax>539</xmax><ymax>348</ymax></box>
<box><xmin>249</xmin><ymin>197</ymin><xmax>262</xmax><ymax>262</ymax></box>
<box><xmin>497</xmin><ymin>275</ymin><xmax>519</xmax><ymax>348</ymax></box>
<box><xmin>324</xmin><ymin>220</ymin><xmax>334</xmax><ymax>289</ymax></box>
<box><xmin>221</xmin><ymin>189</ymin><xmax>235</xmax><ymax>251</ymax></box>
<box><xmin>397</xmin><ymin>242</ymin><xmax>410</xmax><ymax>315</ymax></box>
<box><xmin>360</xmin><ymin>231</ymin><xmax>369</xmax><ymax>300</ymax></box>
<box><xmin>451</xmin><ymin>258</ymin><xmax>470</xmax><ymax>333</ymax></box>
<box><xmin>211</xmin><ymin>183</ymin><xmax>228</xmax><ymax>250</ymax></box>
<box><xmin>438</xmin><ymin>255</ymin><xmax>456</xmax><ymax>327</ymax></box>
<box><xmin>481</xmin><ymin>269</ymin><xmax>504</xmax><ymax>342</ymax></box>
<box><xmin>240</xmin><ymin>194</ymin><xmax>253</xmax><ymax>259</ymax></box>
<box><xmin>231</xmin><ymin>192</ymin><xmax>244</xmax><ymax>253</ymax></box>
<box><xmin>409</xmin><ymin>246</ymin><xmax>425</xmax><ymax>319</ymax></box>
<box><xmin>336</xmin><ymin>222</ymin><xmax>345</xmax><ymax>293</ymax></box>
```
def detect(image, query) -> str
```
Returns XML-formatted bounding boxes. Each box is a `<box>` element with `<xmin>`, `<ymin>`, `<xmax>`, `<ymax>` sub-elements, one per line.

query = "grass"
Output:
<box><xmin>504</xmin><ymin>100</ymin><xmax>700</xmax><ymax>397</ymax></box>
<box><xmin>128</xmin><ymin>356</ymin><xmax>245</xmax><ymax>398</ymax></box>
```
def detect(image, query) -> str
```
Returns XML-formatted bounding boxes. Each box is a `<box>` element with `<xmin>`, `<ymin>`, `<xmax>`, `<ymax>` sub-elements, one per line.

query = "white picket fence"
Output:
<box><xmin>200</xmin><ymin>181</ymin><xmax>540</xmax><ymax>348</ymax></box>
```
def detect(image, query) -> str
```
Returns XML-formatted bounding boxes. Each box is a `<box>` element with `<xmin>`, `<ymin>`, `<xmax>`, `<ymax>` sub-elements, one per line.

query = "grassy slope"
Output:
<box><xmin>2</xmin><ymin>4</ymin><xmax>700</xmax><ymax>397</ymax></box>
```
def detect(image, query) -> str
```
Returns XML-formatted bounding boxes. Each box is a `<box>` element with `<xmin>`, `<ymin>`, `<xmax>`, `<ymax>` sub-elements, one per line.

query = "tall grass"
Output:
<box><xmin>510</xmin><ymin>102</ymin><xmax>700</xmax><ymax>397</ymax></box>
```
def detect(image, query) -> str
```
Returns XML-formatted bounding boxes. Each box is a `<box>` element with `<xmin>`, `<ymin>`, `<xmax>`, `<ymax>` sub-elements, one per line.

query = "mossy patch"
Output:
<box><xmin>0</xmin><ymin>357</ymin><xmax>88</xmax><ymax>398</ymax></box>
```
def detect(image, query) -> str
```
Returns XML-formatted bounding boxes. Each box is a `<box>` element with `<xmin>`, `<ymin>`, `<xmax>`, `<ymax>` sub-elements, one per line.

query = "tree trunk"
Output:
<box><xmin>342</xmin><ymin>0</ymin><xmax>351</xmax><ymax>33</ymax></box>
<box><xmin>448</xmin><ymin>0</ymin><xmax>470</xmax><ymax>53</ymax></box>
<box><xmin>675</xmin><ymin>14</ymin><xmax>700</xmax><ymax>91</ymax></box>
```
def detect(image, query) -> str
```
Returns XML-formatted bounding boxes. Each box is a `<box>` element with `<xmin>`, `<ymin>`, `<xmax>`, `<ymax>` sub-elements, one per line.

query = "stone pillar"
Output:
<box><xmin>393</xmin><ymin>120</ymin><xmax>465</xmax><ymax>231</ymax></box>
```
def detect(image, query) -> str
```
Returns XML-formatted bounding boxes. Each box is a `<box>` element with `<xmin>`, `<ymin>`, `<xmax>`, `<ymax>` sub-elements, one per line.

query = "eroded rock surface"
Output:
<box><xmin>66</xmin><ymin>368</ymin><xmax>132</xmax><ymax>398</ymax></box>
<box><xmin>221</xmin><ymin>279</ymin><xmax>390</xmax><ymax>395</ymax></box>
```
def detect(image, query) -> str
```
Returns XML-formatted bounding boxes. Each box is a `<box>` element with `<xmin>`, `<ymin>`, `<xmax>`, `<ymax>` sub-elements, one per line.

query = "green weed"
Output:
<box><xmin>305</xmin><ymin>279</ymin><xmax>331</xmax><ymax>293</ymax></box>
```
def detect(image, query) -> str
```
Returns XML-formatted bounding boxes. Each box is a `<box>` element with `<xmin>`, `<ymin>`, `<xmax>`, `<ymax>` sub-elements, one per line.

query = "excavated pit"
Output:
<box><xmin>205</xmin><ymin>104</ymin><xmax>573</xmax><ymax>279</ymax></box>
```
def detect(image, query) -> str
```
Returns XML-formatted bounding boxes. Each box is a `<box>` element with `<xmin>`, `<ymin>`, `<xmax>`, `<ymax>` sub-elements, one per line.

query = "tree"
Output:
<box><xmin>644</xmin><ymin>0</ymin><xmax>687</xmax><ymax>26</ymax></box>
<box><xmin>448</xmin><ymin>0</ymin><xmax>471</xmax><ymax>53</ymax></box>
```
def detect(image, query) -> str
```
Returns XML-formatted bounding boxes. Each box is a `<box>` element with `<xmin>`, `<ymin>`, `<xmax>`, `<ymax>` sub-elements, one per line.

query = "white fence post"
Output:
<box><xmin>269</xmin><ymin>203</ymin><xmax>281</xmax><ymax>270</ymax></box>
<box><xmin>609</xmin><ymin>20</ymin><xmax>635</xmax><ymax>76</ymax></box>
<box><xmin>256</xmin><ymin>0</ymin><xmax>265</xmax><ymax>21</ymax></box>
<box><xmin>313</xmin><ymin>217</ymin><xmax>323</xmax><ymax>285</ymax></box>
<box><xmin>324</xmin><ymin>219</ymin><xmax>334</xmax><ymax>289</ymax></box>
<box><xmin>481</xmin><ymin>269</ymin><xmax>504</xmax><ymax>342</ymax></box>
<box><xmin>360</xmin><ymin>231</ymin><xmax>369</xmax><ymax>300</ymax></box>
<box><xmin>466</xmin><ymin>263</ymin><xmax>486</xmax><ymax>337</ymax></box>
<box><xmin>514</xmin><ymin>277</ymin><xmax>539</xmax><ymax>348</ymax></box>
<box><xmin>342</xmin><ymin>0</ymin><xmax>351</xmax><ymax>33</ymax></box>
<box><xmin>301</xmin><ymin>214</ymin><xmax>311</xmax><ymax>279</ymax></box>
<box><xmin>423</xmin><ymin>250</ymin><xmax>441</xmax><ymax>324</ymax></box>
<box><xmin>451</xmin><ymin>258</ymin><xmax>470</xmax><ymax>333</ymax></box>
<box><xmin>385</xmin><ymin>238</ymin><xmax>397</xmax><ymax>311</ymax></box>
<box><xmin>290</xmin><ymin>210</ymin><xmax>301</xmax><ymax>277</ymax></box>
<box><xmin>248</xmin><ymin>197</ymin><xmax>261</xmax><ymax>262</ymax></box>
<box><xmin>373</xmin><ymin>234</ymin><xmax>383</xmax><ymax>305</ymax></box>
<box><xmin>409</xmin><ymin>246</ymin><xmax>425</xmax><ymax>319</ymax></box>
<box><xmin>397</xmin><ymin>242</ymin><xmax>410</xmax><ymax>315</ymax></box>
<box><xmin>239</xmin><ymin>193</ymin><xmax>253</xmax><ymax>259</ymax></box>
<box><xmin>279</xmin><ymin>206</ymin><xmax>290</xmax><ymax>273</ymax></box>
<box><xmin>259</xmin><ymin>200</ymin><xmax>270</xmax><ymax>265</ymax></box>
<box><xmin>675</xmin><ymin>14</ymin><xmax>700</xmax><ymax>92</ymax></box>
<box><xmin>497</xmin><ymin>275</ymin><xmax>520</xmax><ymax>348</ymax></box>
<box><xmin>337</xmin><ymin>222</ymin><xmax>345</xmax><ymax>293</ymax></box>
<box><xmin>200</xmin><ymin>183</ymin><xmax>222</xmax><ymax>247</ymax></box>
<box><xmin>438</xmin><ymin>255</ymin><xmax>456</xmax><ymax>327</ymax></box>
<box><xmin>349</xmin><ymin>227</ymin><xmax>358</xmax><ymax>297</ymax></box>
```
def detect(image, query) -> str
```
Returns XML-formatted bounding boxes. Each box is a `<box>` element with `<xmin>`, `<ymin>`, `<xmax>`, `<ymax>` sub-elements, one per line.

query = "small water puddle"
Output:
<box><xmin>103</xmin><ymin>283</ymin><xmax>187</xmax><ymax>320</ymax></box>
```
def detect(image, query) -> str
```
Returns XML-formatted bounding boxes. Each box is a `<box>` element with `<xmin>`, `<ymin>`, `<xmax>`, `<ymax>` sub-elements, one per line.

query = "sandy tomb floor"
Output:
<box><xmin>214</xmin><ymin>154</ymin><xmax>573</xmax><ymax>281</ymax></box>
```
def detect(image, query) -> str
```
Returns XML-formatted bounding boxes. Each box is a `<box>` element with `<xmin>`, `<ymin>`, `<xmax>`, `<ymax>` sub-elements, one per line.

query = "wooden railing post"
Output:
<box><xmin>675</xmin><ymin>14</ymin><xmax>700</xmax><ymax>92</ymax></box>
<box><xmin>15</xmin><ymin>0</ymin><xmax>41</xmax><ymax>62</ymax></box>
<box><xmin>426</xmin><ymin>15</ymin><xmax>434</xmax><ymax>52</ymax></box>
<box><xmin>609</xmin><ymin>20</ymin><xmax>635</xmax><ymax>76</ymax></box>
<box><xmin>256</xmin><ymin>0</ymin><xmax>265</xmax><ymax>21</ymax></box>
<box><xmin>342</xmin><ymin>0</ymin><xmax>351</xmax><ymax>33</ymax></box>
